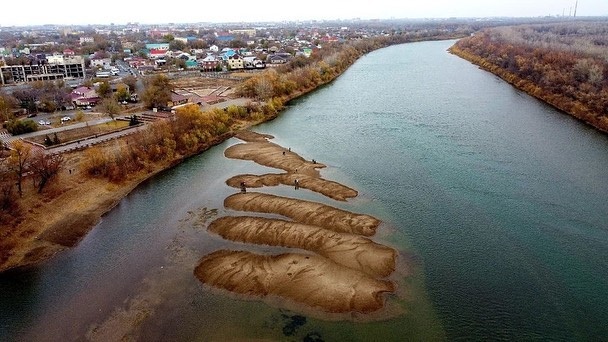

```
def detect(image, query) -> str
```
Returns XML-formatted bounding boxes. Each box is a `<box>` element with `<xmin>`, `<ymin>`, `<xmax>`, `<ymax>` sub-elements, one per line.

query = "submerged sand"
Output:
<box><xmin>195</xmin><ymin>250</ymin><xmax>395</xmax><ymax>314</ymax></box>
<box><xmin>225</xmin><ymin>192</ymin><xmax>380</xmax><ymax>236</ymax></box>
<box><xmin>208</xmin><ymin>216</ymin><xmax>395</xmax><ymax>277</ymax></box>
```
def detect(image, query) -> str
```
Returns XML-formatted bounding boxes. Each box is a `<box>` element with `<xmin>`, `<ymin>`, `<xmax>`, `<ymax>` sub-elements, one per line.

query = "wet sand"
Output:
<box><xmin>225</xmin><ymin>192</ymin><xmax>380</xmax><ymax>237</ymax></box>
<box><xmin>208</xmin><ymin>216</ymin><xmax>396</xmax><ymax>277</ymax></box>
<box><xmin>226</xmin><ymin>174</ymin><xmax>357</xmax><ymax>201</ymax></box>
<box><xmin>195</xmin><ymin>131</ymin><xmax>400</xmax><ymax>316</ymax></box>
<box><xmin>225</xmin><ymin>132</ymin><xmax>323</xmax><ymax>177</ymax></box>
<box><xmin>195</xmin><ymin>250</ymin><xmax>395</xmax><ymax>314</ymax></box>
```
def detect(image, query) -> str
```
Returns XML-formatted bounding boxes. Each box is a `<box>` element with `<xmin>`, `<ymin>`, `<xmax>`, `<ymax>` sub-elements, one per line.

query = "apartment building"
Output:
<box><xmin>0</xmin><ymin>55</ymin><xmax>86</xmax><ymax>85</ymax></box>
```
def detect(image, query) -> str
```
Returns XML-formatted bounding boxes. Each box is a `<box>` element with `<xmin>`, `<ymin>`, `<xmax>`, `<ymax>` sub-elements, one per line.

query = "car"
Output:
<box><xmin>38</xmin><ymin>120</ymin><xmax>50</xmax><ymax>125</ymax></box>
<box><xmin>61</xmin><ymin>116</ymin><xmax>71</xmax><ymax>122</ymax></box>
<box><xmin>27</xmin><ymin>113</ymin><xmax>37</xmax><ymax>118</ymax></box>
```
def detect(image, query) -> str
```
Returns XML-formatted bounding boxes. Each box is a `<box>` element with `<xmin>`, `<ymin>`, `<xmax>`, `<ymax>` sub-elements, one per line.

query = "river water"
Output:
<box><xmin>2</xmin><ymin>40</ymin><xmax>608</xmax><ymax>341</ymax></box>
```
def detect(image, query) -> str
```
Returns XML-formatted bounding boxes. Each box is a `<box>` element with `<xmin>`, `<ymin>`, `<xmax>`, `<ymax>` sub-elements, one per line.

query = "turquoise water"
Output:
<box><xmin>2</xmin><ymin>40</ymin><xmax>608</xmax><ymax>341</ymax></box>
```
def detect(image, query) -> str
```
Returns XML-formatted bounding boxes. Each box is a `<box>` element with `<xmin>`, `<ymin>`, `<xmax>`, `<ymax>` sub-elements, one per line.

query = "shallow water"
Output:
<box><xmin>2</xmin><ymin>40</ymin><xmax>608</xmax><ymax>341</ymax></box>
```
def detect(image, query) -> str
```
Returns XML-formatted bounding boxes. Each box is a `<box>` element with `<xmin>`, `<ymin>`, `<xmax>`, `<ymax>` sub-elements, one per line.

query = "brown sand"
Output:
<box><xmin>208</xmin><ymin>216</ymin><xmax>395</xmax><ymax>277</ymax></box>
<box><xmin>226</xmin><ymin>173</ymin><xmax>357</xmax><ymax>201</ymax></box>
<box><xmin>194</xmin><ymin>130</ymin><xmax>400</xmax><ymax>316</ymax></box>
<box><xmin>224</xmin><ymin>192</ymin><xmax>380</xmax><ymax>236</ymax></box>
<box><xmin>225</xmin><ymin>133</ymin><xmax>323</xmax><ymax>177</ymax></box>
<box><xmin>195</xmin><ymin>250</ymin><xmax>395</xmax><ymax>313</ymax></box>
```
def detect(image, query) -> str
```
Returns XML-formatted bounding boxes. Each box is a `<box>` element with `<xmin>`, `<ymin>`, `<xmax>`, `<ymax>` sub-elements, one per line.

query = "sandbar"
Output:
<box><xmin>195</xmin><ymin>250</ymin><xmax>395</xmax><ymax>313</ymax></box>
<box><xmin>225</xmin><ymin>132</ymin><xmax>324</xmax><ymax>177</ymax></box>
<box><xmin>225</xmin><ymin>192</ymin><xmax>380</xmax><ymax>236</ymax></box>
<box><xmin>226</xmin><ymin>174</ymin><xmax>357</xmax><ymax>201</ymax></box>
<box><xmin>208</xmin><ymin>216</ymin><xmax>395</xmax><ymax>277</ymax></box>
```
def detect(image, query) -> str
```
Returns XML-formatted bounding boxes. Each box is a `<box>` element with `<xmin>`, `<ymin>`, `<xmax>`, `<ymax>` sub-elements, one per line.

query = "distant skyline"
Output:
<box><xmin>2</xmin><ymin>0</ymin><xmax>607</xmax><ymax>26</ymax></box>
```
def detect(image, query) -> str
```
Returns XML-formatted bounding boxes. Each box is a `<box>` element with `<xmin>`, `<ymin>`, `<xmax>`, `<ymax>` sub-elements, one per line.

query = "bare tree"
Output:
<box><xmin>30</xmin><ymin>152</ymin><xmax>64</xmax><ymax>193</ymax></box>
<box><xmin>7</xmin><ymin>140</ymin><xmax>32</xmax><ymax>197</ymax></box>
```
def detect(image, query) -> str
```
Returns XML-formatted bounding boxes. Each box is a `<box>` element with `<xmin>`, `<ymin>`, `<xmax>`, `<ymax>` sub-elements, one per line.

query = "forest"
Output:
<box><xmin>450</xmin><ymin>21</ymin><xmax>608</xmax><ymax>132</ymax></box>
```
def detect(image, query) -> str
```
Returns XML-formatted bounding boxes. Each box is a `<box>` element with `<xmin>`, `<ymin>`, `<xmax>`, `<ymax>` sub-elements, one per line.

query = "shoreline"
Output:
<box><xmin>0</xmin><ymin>36</ymin><xmax>463</xmax><ymax>273</ymax></box>
<box><xmin>448</xmin><ymin>44</ymin><xmax>608</xmax><ymax>134</ymax></box>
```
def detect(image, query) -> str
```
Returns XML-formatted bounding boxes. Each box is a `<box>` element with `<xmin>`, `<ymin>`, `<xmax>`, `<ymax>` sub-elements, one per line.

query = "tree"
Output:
<box><xmin>0</xmin><ymin>92</ymin><xmax>18</xmax><ymax>122</ymax></box>
<box><xmin>0</xmin><ymin>172</ymin><xmax>15</xmax><ymax>210</ymax></box>
<box><xmin>142</xmin><ymin>74</ymin><xmax>173</xmax><ymax>109</ymax></box>
<box><xmin>169</xmin><ymin>40</ymin><xmax>186</xmax><ymax>51</ymax></box>
<box><xmin>7</xmin><ymin>140</ymin><xmax>32</xmax><ymax>197</ymax></box>
<box><xmin>97</xmin><ymin>81</ymin><xmax>113</xmax><ymax>98</ymax></box>
<box><xmin>163</xmin><ymin>34</ymin><xmax>175</xmax><ymax>43</ymax></box>
<box><xmin>30</xmin><ymin>152</ymin><xmax>64</xmax><ymax>193</ymax></box>
<box><xmin>114</xmin><ymin>84</ymin><xmax>130</xmax><ymax>102</ymax></box>
<box><xmin>98</xmin><ymin>98</ymin><xmax>122</xmax><ymax>119</ymax></box>
<box><xmin>123</xmin><ymin>75</ymin><xmax>138</xmax><ymax>93</ymax></box>
<box><xmin>6</xmin><ymin>119</ymin><xmax>37</xmax><ymax>135</ymax></box>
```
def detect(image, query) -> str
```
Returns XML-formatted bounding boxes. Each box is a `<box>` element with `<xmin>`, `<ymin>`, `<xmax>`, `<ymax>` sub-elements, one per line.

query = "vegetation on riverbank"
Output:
<box><xmin>450</xmin><ymin>22</ymin><xmax>608</xmax><ymax>132</ymax></box>
<box><xmin>0</xmin><ymin>31</ymin><xmax>466</xmax><ymax>272</ymax></box>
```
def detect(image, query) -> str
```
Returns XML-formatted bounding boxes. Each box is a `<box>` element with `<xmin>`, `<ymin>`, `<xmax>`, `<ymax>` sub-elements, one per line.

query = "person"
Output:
<box><xmin>294</xmin><ymin>179</ymin><xmax>299</xmax><ymax>190</ymax></box>
<box><xmin>312</xmin><ymin>159</ymin><xmax>316</xmax><ymax>164</ymax></box>
<box><xmin>240</xmin><ymin>181</ymin><xmax>246</xmax><ymax>193</ymax></box>
<box><xmin>283</xmin><ymin>151</ymin><xmax>285</xmax><ymax>156</ymax></box>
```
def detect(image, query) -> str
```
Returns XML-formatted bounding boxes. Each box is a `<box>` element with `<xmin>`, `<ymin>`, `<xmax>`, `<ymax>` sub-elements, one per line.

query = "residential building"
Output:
<box><xmin>70</xmin><ymin>86</ymin><xmax>100</xmax><ymax>106</ymax></box>
<box><xmin>200</xmin><ymin>55</ymin><xmax>220</xmax><ymax>71</ymax></box>
<box><xmin>145</xmin><ymin>43</ymin><xmax>170</xmax><ymax>58</ymax></box>
<box><xmin>0</xmin><ymin>55</ymin><xmax>86</xmax><ymax>85</ymax></box>
<box><xmin>229</xmin><ymin>29</ymin><xmax>256</xmax><ymax>37</ymax></box>
<box><xmin>243</xmin><ymin>56</ymin><xmax>265</xmax><ymax>69</ymax></box>
<box><xmin>227</xmin><ymin>55</ymin><xmax>244</xmax><ymax>70</ymax></box>
<box><xmin>80</xmin><ymin>37</ymin><xmax>94</xmax><ymax>45</ymax></box>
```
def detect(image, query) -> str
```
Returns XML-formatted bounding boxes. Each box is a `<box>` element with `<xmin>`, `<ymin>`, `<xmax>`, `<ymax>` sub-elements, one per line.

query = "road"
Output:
<box><xmin>1</xmin><ymin>117</ymin><xmax>114</xmax><ymax>146</ymax></box>
<box><xmin>2</xmin><ymin>97</ymin><xmax>253</xmax><ymax>153</ymax></box>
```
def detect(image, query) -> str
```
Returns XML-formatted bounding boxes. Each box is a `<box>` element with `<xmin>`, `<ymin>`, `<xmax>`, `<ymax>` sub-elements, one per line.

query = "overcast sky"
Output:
<box><xmin>2</xmin><ymin>0</ymin><xmax>607</xmax><ymax>26</ymax></box>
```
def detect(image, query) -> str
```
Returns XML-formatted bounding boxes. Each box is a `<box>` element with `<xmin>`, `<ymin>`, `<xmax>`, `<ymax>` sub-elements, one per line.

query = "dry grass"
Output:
<box><xmin>26</xmin><ymin>121</ymin><xmax>130</xmax><ymax>145</ymax></box>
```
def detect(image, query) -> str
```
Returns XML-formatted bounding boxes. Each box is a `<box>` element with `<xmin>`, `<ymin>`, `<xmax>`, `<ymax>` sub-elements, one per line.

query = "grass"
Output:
<box><xmin>26</xmin><ymin>120</ymin><xmax>130</xmax><ymax>146</ymax></box>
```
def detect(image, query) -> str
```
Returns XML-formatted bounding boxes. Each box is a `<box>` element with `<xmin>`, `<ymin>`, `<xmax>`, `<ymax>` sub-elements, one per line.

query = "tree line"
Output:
<box><xmin>450</xmin><ymin>22</ymin><xmax>608</xmax><ymax>132</ymax></box>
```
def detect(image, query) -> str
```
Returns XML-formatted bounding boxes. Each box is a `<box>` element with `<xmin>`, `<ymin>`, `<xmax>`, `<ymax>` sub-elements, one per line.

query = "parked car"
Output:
<box><xmin>38</xmin><ymin>120</ymin><xmax>51</xmax><ymax>125</ymax></box>
<box><xmin>61</xmin><ymin>116</ymin><xmax>71</xmax><ymax>122</ymax></box>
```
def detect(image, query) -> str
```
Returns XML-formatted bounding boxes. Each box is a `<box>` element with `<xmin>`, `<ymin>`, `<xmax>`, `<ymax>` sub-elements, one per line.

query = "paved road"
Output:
<box><xmin>47</xmin><ymin>124</ymin><xmax>145</xmax><ymax>154</ymax></box>
<box><xmin>2</xmin><ymin>97</ymin><xmax>253</xmax><ymax>153</ymax></box>
<box><xmin>0</xmin><ymin>118</ymin><xmax>114</xmax><ymax>147</ymax></box>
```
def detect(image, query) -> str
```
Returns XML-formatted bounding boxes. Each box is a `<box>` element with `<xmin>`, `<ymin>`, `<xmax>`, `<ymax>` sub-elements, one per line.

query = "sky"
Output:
<box><xmin>1</xmin><ymin>0</ymin><xmax>607</xmax><ymax>26</ymax></box>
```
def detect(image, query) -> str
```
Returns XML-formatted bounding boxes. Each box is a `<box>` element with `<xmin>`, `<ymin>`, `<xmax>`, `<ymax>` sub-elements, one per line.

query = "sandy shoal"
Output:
<box><xmin>226</xmin><ymin>174</ymin><xmax>357</xmax><ymax>201</ymax></box>
<box><xmin>195</xmin><ymin>250</ymin><xmax>395</xmax><ymax>314</ymax></box>
<box><xmin>208</xmin><ymin>216</ymin><xmax>395</xmax><ymax>277</ymax></box>
<box><xmin>225</xmin><ymin>192</ymin><xmax>380</xmax><ymax>236</ymax></box>
<box><xmin>226</xmin><ymin>133</ymin><xmax>323</xmax><ymax>177</ymax></box>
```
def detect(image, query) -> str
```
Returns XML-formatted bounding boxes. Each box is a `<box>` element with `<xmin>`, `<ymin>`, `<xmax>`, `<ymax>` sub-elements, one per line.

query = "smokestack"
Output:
<box><xmin>574</xmin><ymin>0</ymin><xmax>578</xmax><ymax>17</ymax></box>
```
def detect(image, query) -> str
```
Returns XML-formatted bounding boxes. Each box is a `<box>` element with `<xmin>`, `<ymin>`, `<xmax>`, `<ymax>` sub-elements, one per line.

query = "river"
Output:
<box><xmin>1</xmin><ymin>40</ymin><xmax>608</xmax><ymax>341</ymax></box>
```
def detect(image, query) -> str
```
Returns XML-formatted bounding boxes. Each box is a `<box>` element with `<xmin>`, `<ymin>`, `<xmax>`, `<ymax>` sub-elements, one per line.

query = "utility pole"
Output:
<box><xmin>574</xmin><ymin>0</ymin><xmax>578</xmax><ymax>17</ymax></box>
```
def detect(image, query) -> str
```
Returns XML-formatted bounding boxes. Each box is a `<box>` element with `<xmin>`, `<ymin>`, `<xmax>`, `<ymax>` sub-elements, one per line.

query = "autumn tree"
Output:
<box><xmin>142</xmin><ymin>74</ymin><xmax>173</xmax><ymax>109</ymax></box>
<box><xmin>98</xmin><ymin>98</ymin><xmax>122</xmax><ymax>119</ymax></box>
<box><xmin>7</xmin><ymin>140</ymin><xmax>32</xmax><ymax>197</ymax></box>
<box><xmin>0</xmin><ymin>164</ymin><xmax>15</xmax><ymax>210</ymax></box>
<box><xmin>30</xmin><ymin>152</ymin><xmax>64</xmax><ymax>193</ymax></box>
<box><xmin>97</xmin><ymin>81</ymin><xmax>113</xmax><ymax>99</ymax></box>
<box><xmin>0</xmin><ymin>92</ymin><xmax>18</xmax><ymax>121</ymax></box>
<box><xmin>122</xmin><ymin>75</ymin><xmax>138</xmax><ymax>93</ymax></box>
<box><xmin>113</xmin><ymin>83</ymin><xmax>130</xmax><ymax>103</ymax></box>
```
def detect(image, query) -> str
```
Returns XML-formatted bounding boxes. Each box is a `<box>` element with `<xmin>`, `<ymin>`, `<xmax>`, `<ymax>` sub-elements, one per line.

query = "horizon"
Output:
<box><xmin>2</xmin><ymin>0</ymin><xmax>607</xmax><ymax>27</ymax></box>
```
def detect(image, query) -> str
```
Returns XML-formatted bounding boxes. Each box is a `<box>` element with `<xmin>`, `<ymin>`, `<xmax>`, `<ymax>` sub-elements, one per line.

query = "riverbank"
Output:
<box><xmin>449</xmin><ymin>43</ymin><xmax>608</xmax><ymax>134</ymax></box>
<box><xmin>0</xmin><ymin>34</ymin><xmax>464</xmax><ymax>273</ymax></box>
